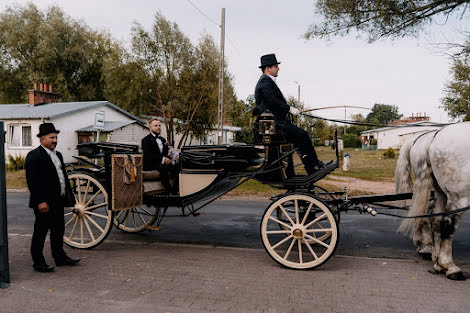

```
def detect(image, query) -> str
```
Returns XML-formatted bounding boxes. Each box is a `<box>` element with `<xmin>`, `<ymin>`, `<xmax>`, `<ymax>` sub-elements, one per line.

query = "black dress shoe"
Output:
<box><xmin>33</xmin><ymin>264</ymin><xmax>55</xmax><ymax>272</ymax></box>
<box><xmin>56</xmin><ymin>257</ymin><xmax>80</xmax><ymax>266</ymax></box>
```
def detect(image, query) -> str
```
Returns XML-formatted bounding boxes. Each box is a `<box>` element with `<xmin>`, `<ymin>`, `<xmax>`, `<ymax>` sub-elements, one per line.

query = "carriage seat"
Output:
<box><xmin>142</xmin><ymin>170</ymin><xmax>166</xmax><ymax>195</ymax></box>
<box><xmin>253</xmin><ymin>120</ymin><xmax>291</xmax><ymax>145</ymax></box>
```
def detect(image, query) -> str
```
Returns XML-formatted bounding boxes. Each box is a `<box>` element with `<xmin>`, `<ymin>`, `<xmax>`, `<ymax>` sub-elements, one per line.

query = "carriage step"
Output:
<box><xmin>284</xmin><ymin>162</ymin><xmax>337</xmax><ymax>185</ymax></box>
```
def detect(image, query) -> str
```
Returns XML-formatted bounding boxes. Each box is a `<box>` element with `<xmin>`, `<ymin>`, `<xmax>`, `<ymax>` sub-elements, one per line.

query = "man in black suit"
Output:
<box><xmin>253</xmin><ymin>53</ymin><xmax>329</xmax><ymax>175</ymax></box>
<box><xmin>141</xmin><ymin>118</ymin><xmax>178</xmax><ymax>193</ymax></box>
<box><xmin>25</xmin><ymin>123</ymin><xmax>80</xmax><ymax>272</ymax></box>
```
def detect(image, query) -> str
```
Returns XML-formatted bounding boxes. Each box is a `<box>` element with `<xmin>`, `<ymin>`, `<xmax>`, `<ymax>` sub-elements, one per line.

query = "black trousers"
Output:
<box><xmin>277</xmin><ymin>120</ymin><xmax>319</xmax><ymax>174</ymax></box>
<box><xmin>31</xmin><ymin>198</ymin><xmax>67</xmax><ymax>266</ymax></box>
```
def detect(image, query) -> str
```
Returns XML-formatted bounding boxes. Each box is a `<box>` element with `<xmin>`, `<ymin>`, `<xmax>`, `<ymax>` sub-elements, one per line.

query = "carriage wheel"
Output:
<box><xmin>63</xmin><ymin>173</ymin><xmax>113</xmax><ymax>249</ymax></box>
<box><xmin>262</xmin><ymin>194</ymin><xmax>338</xmax><ymax>269</ymax></box>
<box><xmin>113</xmin><ymin>206</ymin><xmax>160</xmax><ymax>233</ymax></box>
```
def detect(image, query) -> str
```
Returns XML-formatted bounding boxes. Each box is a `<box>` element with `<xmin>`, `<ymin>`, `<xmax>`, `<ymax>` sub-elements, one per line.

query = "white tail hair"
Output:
<box><xmin>395</xmin><ymin>139</ymin><xmax>414</xmax><ymax>194</ymax></box>
<box><xmin>397</xmin><ymin>141</ymin><xmax>434</xmax><ymax>237</ymax></box>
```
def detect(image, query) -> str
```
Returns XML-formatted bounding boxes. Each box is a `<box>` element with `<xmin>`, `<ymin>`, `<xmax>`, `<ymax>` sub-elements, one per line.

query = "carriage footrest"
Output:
<box><xmin>284</xmin><ymin>162</ymin><xmax>338</xmax><ymax>186</ymax></box>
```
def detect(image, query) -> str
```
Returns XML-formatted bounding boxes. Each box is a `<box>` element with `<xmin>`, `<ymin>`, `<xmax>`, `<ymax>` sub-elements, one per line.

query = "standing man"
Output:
<box><xmin>253</xmin><ymin>53</ymin><xmax>330</xmax><ymax>174</ymax></box>
<box><xmin>25</xmin><ymin>123</ymin><xmax>80</xmax><ymax>272</ymax></box>
<box><xmin>141</xmin><ymin>118</ymin><xmax>178</xmax><ymax>193</ymax></box>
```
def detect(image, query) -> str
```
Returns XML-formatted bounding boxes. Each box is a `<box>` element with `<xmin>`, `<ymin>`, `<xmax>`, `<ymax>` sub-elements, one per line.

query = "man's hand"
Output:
<box><xmin>289</xmin><ymin>107</ymin><xmax>300</xmax><ymax>116</ymax></box>
<box><xmin>38</xmin><ymin>202</ymin><xmax>49</xmax><ymax>213</ymax></box>
<box><xmin>163</xmin><ymin>157</ymin><xmax>172</xmax><ymax>165</ymax></box>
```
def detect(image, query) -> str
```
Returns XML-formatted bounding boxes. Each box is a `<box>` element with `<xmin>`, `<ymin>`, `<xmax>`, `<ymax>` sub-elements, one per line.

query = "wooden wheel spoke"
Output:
<box><xmin>278</xmin><ymin>205</ymin><xmax>294</xmax><ymax>225</ymax></box>
<box><xmin>83</xmin><ymin>180</ymin><xmax>91</xmax><ymax>204</ymax></box>
<box><xmin>86</xmin><ymin>202</ymin><xmax>108</xmax><ymax>211</ymax></box>
<box><xmin>268</xmin><ymin>216</ymin><xmax>292</xmax><ymax>230</ymax></box>
<box><xmin>305</xmin><ymin>234</ymin><xmax>330</xmax><ymax>248</ymax></box>
<box><xmin>64</xmin><ymin>211</ymin><xmax>74</xmax><ymax>217</ymax></box>
<box><xmin>137</xmin><ymin>212</ymin><xmax>147</xmax><ymax>224</ymax></box>
<box><xmin>83</xmin><ymin>216</ymin><xmax>95</xmax><ymax>241</ymax></box>
<box><xmin>266</xmin><ymin>230</ymin><xmax>291</xmax><ymax>234</ymax></box>
<box><xmin>294</xmin><ymin>200</ymin><xmax>300</xmax><ymax>224</ymax></box>
<box><xmin>305</xmin><ymin>228</ymin><xmax>332</xmax><ymax>233</ymax></box>
<box><xmin>303</xmin><ymin>239</ymin><xmax>319</xmax><ymax>260</ymax></box>
<box><xmin>84</xmin><ymin>190</ymin><xmax>102</xmax><ymax>207</ymax></box>
<box><xmin>272</xmin><ymin>235</ymin><xmax>293</xmax><ymax>250</ymax></box>
<box><xmin>85</xmin><ymin>214</ymin><xmax>104</xmax><ymax>233</ymax></box>
<box><xmin>300</xmin><ymin>202</ymin><xmax>314</xmax><ymax>225</ymax></box>
<box><xmin>80</xmin><ymin>218</ymin><xmax>84</xmax><ymax>244</ymax></box>
<box><xmin>305</xmin><ymin>213</ymin><xmax>327</xmax><ymax>229</ymax></box>
<box><xmin>283</xmin><ymin>237</ymin><xmax>296</xmax><ymax>260</ymax></box>
<box><xmin>86</xmin><ymin>211</ymin><xmax>109</xmax><ymax>219</ymax></box>
<box><xmin>69</xmin><ymin>216</ymin><xmax>79</xmax><ymax>240</ymax></box>
<box><xmin>297</xmin><ymin>239</ymin><xmax>303</xmax><ymax>264</ymax></box>
<box><xmin>76</xmin><ymin>178</ymin><xmax>82</xmax><ymax>204</ymax></box>
<box><xmin>65</xmin><ymin>215</ymin><xmax>76</xmax><ymax>227</ymax></box>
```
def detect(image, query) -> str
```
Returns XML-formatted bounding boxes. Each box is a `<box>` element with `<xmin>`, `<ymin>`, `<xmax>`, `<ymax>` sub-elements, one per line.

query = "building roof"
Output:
<box><xmin>0</xmin><ymin>101</ymin><xmax>145</xmax><ymax>125</ymax></box>
<box><xmin>360</xmin><ymin>121</ymin><xmax>443</xmax><ymax>135</ymax></box>
<box><xmin>76</xmin><ymin>120</ymin><xmax>143</xmax><ymax>132</ymax></box>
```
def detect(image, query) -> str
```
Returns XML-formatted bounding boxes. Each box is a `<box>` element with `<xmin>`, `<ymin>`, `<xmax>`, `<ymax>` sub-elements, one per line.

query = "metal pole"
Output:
<box><xmin>217</xmin><ymin>8</ymin><xmax>225</xmax><ymax>144</ymax></box>
<box><xmin>0</xmin><ymin>121</ymin><xmax>10</xmax><ymax>288</ymax></box>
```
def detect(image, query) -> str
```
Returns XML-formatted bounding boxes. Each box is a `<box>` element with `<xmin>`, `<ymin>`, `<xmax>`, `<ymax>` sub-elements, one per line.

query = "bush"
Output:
<box><xmin>382</xmin><ymin>147</ymin><xmax>396</xmax><ymax>159</ymax></box>
<box><xmin>343</xmin><ymin>133</ymin><xmax>362</xmax><ymax>148</ymax></box>
<box><xmin>7</xmin><ymin>155</ymin><xmax>26</xmax><ymax>170</ymax></box>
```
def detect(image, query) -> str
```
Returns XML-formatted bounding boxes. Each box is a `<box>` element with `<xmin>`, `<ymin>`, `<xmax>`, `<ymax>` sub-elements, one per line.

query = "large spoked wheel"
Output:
<box><xmin>113</xmin><ymin>205</ymin><xmax>160</xmax><ymax>233</ymax></box>
<box><xmin>262</xmin><ymin>194</ymin><xmax>338</xmax><ymax>270</ymax></box>
<box><xmin>64</xmin><ymin>173</ymin><xmax>113</xmax><ymax>249</ymax></box>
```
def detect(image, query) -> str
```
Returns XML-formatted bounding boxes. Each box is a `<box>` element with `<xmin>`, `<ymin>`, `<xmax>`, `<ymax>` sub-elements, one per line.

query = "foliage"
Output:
<box><xmin>366</xmin><ymin>103</ymin><xmax>401</xmax><ymax>125</ymax></box>
<box><xmin>370</xmin><ymin>138</ymin><xmax>378</xmax><ymax>145</ymax></box>
<box><xmin>7</xmin><ymin>155</ymin><xmax>26</xmax><ymax>170</ymax></box>
<box><xmin>442</xmin><ymin>57</ymin><xmax>470</xmax><ymax>121</ymax></box>
<box><xmin>0</xmin><ymin>3</ymin><xmax>114</xmax><ymax>103</ymax></box>
<box><xmin>382</xmin><ymin>147</ymin><xmax>396</xmax><ymax>159</ymax></box>
<box><xmin>343</xmin><ymin>133</ymin><xmax>362</xmax><ymax>148</ymax></box>
<box><xmin>305</xmin><ymin>0</ymin><xmax>470</xmax><ymax>42</ymax></box>
<box><xmin>346</xmin><ymin>113</ymin><xmax>370</xmax><ymax>135</ymax></box>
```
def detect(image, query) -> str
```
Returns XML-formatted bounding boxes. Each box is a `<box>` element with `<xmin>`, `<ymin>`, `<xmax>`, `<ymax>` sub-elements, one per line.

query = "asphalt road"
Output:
<box><xmin>5</xmin><ymin>191</ymin><xmax>470</xmax><ymax>265</ymax></box>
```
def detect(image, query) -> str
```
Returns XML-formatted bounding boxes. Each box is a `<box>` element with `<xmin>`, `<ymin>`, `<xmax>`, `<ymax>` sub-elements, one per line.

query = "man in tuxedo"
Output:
<box><xmin>253</xmin><ymin>53</ymin><xmax>330</xmax><ymax>175</ymax></box>
<box><xmin>141</xmin><ymin>118</ymin><xmax>178</xmax><ymax>193</ymax></box>
<box><xmin>25</xmin><ymin>123</ymin><xmax>80</xmax><ymax>272</ymax></box>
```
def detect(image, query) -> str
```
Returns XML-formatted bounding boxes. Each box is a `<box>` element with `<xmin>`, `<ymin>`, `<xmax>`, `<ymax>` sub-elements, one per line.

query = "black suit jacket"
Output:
<box><xmin>142</xmin><ymin>133</ymin><xmax>169</xmax><ymax>171</ymax></box>
<box><xmin>25</xmin><ymin>146</ymin><xmax>74</xmax><ymax>209</ymax></box>
<box><xmin>253</xmin><ymin>74</ymin><xmax>290</xmax><ymax>121</ymax></box>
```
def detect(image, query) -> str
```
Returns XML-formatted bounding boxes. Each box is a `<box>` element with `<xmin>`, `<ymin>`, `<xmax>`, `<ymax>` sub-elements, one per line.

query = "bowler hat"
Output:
<box><xmin>37</xmin><ymin>123</ymin><xmax>60</xmax><ymax>137</ymax></box>
<box><xmin>259</xmin><ymin>53</ymin><xmax>281</xmax><ymax>68</ymax></box>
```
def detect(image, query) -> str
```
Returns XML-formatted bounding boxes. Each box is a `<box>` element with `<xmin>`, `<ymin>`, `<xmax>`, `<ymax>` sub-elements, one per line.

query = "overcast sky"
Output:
<box><xmin>2</xmin><ymin>0</ymin><xmax>468</xmax><ymax>122</ymax></box>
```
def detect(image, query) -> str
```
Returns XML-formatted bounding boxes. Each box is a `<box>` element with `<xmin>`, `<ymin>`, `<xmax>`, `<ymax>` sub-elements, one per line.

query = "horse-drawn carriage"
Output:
<box><xmin>63</xmin><ymin>115</ymin><xmax>470</xmax><ymax>278</ymax></box>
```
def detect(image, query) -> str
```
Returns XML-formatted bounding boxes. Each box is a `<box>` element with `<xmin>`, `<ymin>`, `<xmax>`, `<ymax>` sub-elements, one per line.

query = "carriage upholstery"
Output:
<box><xmin>180</xmin><ymin>144</ymin><xmax>264</xmax><ymax>171</ymax></box>
<box><xmin>142</xmin><ymin>170</ymin><xmax>166</xmax><ymax>195</ymax></box>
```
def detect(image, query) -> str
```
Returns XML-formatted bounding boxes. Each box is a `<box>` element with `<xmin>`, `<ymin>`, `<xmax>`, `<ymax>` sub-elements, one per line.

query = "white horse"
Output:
<box><xmin>395</xmin><ymin>121</ymin><xmax>470</xmax><ymax>280</ymax></box>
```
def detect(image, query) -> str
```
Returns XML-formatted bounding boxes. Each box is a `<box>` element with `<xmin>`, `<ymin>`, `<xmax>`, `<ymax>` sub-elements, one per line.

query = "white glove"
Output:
<box><xmin>289</xmin><ymin>107</ymin><xmax>300</xmax><ymax>116</ymax></box>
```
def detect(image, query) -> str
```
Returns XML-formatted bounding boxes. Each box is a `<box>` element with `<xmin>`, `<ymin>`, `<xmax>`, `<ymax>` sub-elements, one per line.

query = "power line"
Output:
<box><xmin>186</xmin><ymin>0</ymin><xmax>220</xmax><ymax>28</ymax></box>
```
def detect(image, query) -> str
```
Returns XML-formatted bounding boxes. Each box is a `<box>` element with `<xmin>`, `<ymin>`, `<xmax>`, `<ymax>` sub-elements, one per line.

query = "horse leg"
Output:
<box><xmin>413</xmin><ymin>217</ymin><xmax>433</xmax><ymax>260</ymax></box>
<box><xmin>430</xmin><ymin>186</ymin><xmax>446</xmax><ymax>269</ymax></box>
<box><xmin>436</xmin><ymin>208</ymin><xmax>465</xmax><ymax>281</ymax></box>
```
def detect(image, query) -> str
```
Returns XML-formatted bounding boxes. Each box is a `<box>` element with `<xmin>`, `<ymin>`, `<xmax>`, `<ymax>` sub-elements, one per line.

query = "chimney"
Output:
<box><xmin>28</xmin><ymin>82</ymin><xmax>59</xmax><ymax>106</ymax></box>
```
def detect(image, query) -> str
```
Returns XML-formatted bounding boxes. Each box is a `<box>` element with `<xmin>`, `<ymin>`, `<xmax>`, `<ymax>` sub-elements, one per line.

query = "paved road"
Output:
<box><xmin>6</xmin><ymin>191</ymin><xmax>470</xmax><ymax>265</ymax></box>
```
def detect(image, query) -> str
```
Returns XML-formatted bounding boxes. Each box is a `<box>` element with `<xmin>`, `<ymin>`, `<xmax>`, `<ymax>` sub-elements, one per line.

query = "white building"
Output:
<box><xmin>360</xmin><ymin>121</ymin><xmax>443</xmax><ymax>150</ymax></box>
<box><xmin>0</xmin><ymin>85</ymin><xmax>146</xmax><ymax>163</ymax></box>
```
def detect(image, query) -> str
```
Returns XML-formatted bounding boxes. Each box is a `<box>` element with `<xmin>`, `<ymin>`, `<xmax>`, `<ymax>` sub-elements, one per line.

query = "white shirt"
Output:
<box><xmin>151</xmin><ymin>133</ymin><xmax>166</xmax><ymax>164</ymax></box>
<box><xmin>266</xmin><ymin>74</ymin><xmax>277</xmax><ymax>83</ymax></box>
<box><xmin>42</xmin><ymin>145</ymin><xmax>66</xmax><ymax>196</ymax></box>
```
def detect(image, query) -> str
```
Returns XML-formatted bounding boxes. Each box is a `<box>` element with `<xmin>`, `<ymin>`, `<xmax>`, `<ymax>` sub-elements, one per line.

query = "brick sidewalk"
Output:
<box><xmin>1</xmin><ymin>234</ymin><xmax>469</xmax><ymax>313</ymax></box>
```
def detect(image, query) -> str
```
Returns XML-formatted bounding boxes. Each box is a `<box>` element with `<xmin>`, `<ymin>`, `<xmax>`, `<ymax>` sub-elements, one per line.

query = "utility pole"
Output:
<box><xmin>0</xmin><ymin>121</ymin><xmax>10</xmax><ymax>289</ymax></box>
<box><xmin>217</xmin><ymin>8</ymin><xmax>225</xmax><ymax>144</ymax></box>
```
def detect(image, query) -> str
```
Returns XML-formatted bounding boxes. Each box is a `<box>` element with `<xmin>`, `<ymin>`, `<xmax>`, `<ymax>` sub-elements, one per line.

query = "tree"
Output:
<box><xmin>0</xmin><ymin>3</ymin><xmax>114</xmax><ymax>103</ymax></box>
<box><xmin>442</xmin><ymin>57</ymin><xmax>470</xmax><ymax>121</ymax></box>
<box><xmin>305</xmin><ymin>0</ymin><xmax>470</xmax><ymax>42</ymax></box>
<box><xmin>366</xmin><ymin>103</ymin><xmax>401</xmax><ymax>125</ymax></box>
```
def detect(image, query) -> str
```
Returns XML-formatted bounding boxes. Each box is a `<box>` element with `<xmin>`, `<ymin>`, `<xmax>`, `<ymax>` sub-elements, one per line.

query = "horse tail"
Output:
<box><xmin>395</xmin><ymin>139</ymin><xmax>414</xmax><ymax>193</ymax></box>
<box><xmin>398</xmin><ymin>156</ymin><xmax>433</xmax><ymax>237</ymax></box>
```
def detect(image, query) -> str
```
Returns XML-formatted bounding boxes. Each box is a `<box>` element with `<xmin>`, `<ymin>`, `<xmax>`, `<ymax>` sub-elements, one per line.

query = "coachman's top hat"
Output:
<box><xmin>37</xmin><ymin>123</ymin><xmax>60</xmax><ymax>137</ymax></box>
<box><xmin>259</xmin><ymin>53</ymin><xmax>281</xmax><ymax>68</ymax></box>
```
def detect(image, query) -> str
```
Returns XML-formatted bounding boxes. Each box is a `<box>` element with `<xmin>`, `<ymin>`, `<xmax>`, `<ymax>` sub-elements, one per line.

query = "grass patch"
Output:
<box><xmin>6</xmin><ymin>169</ymin><xmax>27</xmax><ymax>189</ymax></box>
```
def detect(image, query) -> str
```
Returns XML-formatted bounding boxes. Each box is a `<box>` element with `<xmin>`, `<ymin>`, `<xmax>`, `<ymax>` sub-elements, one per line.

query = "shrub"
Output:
<box><xmin>382</xmin><ymin>147</ymin><xmax>396</xmax><ymax>159</ymax></box>
<box><xmin>343</xmin><ymin>133</ymin><xmax>362</xmax><ymax>148</ymax></box>
<box><xmin>7</xmin><ymin>155</ymin><xmax>26</xmax><ymax>170</ymax></box>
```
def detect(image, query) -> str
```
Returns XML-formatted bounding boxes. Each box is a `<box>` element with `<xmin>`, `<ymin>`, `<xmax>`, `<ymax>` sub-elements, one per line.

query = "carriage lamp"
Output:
<box><xmin>259</xmin><ymin>111</ymin><xmax>275</xmax><ymax>144</ymax></box>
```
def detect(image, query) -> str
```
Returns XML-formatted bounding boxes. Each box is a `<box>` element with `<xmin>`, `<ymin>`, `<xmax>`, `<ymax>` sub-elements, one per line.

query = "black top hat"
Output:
<box><xmin>37</xmin><ymin>123</ymin><xmax>60</xmax><ymax>137</ymax></box>
<box><xmin>259</xmin><ymin>53</ymin><xmax>281</xmax><ymax>68</ymax></box>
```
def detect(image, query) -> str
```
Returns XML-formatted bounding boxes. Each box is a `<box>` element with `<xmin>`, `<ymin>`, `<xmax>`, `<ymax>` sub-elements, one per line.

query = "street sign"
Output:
<box><xmin>94</xmin><ymin>110</ymin><xmax>105</xmax><ymax>129</ymax></box>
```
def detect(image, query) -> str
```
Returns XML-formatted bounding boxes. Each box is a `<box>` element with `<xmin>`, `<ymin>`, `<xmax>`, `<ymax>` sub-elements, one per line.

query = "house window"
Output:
<box><xmin>8</xmin><ymin>124</ymin><xmax>32</xmax><ymax>147</ymax></box>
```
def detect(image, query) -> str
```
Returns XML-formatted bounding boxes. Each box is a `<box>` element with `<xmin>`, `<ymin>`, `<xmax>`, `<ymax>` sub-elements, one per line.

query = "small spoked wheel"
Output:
<box><xmin>64</xmin><ymin>173</ymin><xmax>113</xmax><ymax>249</ymax></box>
<box><xmin>113</xmin><ymin>206</ymin><xmax>160</xmax><ymax>233</ymax></box>
<box><xmin>262</xmin><ymin>194</ymin><xmax>338</xmax><ymax>269</ymax></box>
